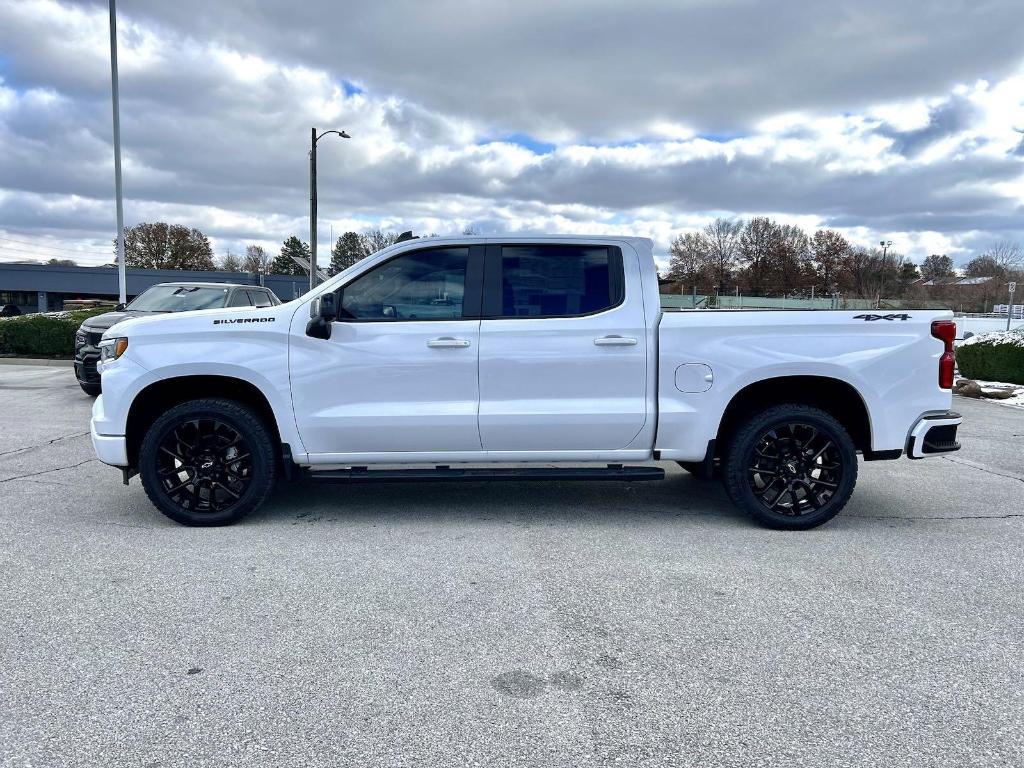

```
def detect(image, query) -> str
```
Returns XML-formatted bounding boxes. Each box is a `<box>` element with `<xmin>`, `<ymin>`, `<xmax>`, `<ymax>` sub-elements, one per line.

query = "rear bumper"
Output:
<box><xmin>906</xmin><ymin>411</ymin><xmax>962</xmax><ymax>459</ymax></box>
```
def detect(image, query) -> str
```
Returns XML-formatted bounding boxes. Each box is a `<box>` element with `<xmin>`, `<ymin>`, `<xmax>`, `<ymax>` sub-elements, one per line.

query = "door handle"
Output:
<box><xmin>427</xmin><ymin>337</ymin><xmax>471</xmax><ymax>348</ymax></box>
<box><xmin>594</xmin><ymin>335</ymin><xmax>638</xmax><ymax>346</ymax></box>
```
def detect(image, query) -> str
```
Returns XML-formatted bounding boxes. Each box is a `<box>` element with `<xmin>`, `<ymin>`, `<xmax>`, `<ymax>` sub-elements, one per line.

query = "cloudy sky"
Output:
<box><xmin>1</xmin><ymin>0</ymin><xmax>1023</xmax><ymax>269</ymax></box>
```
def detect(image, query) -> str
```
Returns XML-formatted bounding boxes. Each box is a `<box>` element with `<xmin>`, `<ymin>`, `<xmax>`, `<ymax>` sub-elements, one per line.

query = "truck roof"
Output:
<box><xmin>376</xmin><ymin>234</ymin><xmax>655</xmax><ymax>256</ymax></box>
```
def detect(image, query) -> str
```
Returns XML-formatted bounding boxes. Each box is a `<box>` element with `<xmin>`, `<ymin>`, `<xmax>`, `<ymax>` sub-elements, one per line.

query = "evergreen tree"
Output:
<box><xmin>920</xmin><ymin>254</ymin><xmax>955</xmax><ymax>280</ymax></box>
<box><xmin>328</xmin><ymin>232</ymin><xmax>368</xmax><ymax>276</ymax></box>
<box><xmin>271</xmin><ymin>236</ymin><xmax>310</xmax><ymax>276</ymax></box>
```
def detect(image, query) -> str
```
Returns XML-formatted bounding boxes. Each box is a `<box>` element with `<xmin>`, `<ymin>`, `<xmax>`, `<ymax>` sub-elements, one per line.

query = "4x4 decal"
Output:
<box><xmin>853</xmin><ymin>313</ymin><xmax>911</xmax><ymax>321</ymax></box>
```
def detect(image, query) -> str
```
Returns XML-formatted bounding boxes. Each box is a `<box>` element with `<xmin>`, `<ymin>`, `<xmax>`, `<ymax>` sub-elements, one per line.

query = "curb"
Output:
<box><xmin>0</xmin><ymin>357</ymin><xmax>74</xmax><ymax>368</ymax></box>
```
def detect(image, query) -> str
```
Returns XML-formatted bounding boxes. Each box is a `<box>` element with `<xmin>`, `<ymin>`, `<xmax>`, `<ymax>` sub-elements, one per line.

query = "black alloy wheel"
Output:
<box><xmin>723</xmin><ymin>404</ymin><xmax>857</xmax><ymax>530</ymax></box>
<box><xmin>156</xmin><ymin>417</ymin><xmax>251</xmax><ymax>513</ymax></box>
<box><xmin>139</xmin><ymin>399</ymin><xmax>276</xmax><ymax>526</ymax></box>
<box><xmin>747</xmin><ymin>422</ymin><xmax>842</xmax><ymax>515</ymax></box>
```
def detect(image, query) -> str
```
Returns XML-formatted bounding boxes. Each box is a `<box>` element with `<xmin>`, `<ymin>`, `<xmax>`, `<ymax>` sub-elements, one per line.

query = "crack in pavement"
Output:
<box><xmin>0</xmin><ymin>431</ymin><xmax>90</xmax><ymax>457</ymax></box>
<box><xmin>0</xmin><ymin>459</ymin><xmax>98</xmax><ymax>484</ymax></box>
<box><xmin>942</xmin><ymin>455</ymin><xmax>1024</xmax><ymax>484</ymax></box>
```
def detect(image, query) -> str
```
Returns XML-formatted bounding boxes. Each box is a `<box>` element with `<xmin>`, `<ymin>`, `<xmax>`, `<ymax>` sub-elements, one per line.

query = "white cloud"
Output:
<box><xmin>0</xmin><ymin>0</ymin><xmax>1022</xmax><ymax>270</ymax></box>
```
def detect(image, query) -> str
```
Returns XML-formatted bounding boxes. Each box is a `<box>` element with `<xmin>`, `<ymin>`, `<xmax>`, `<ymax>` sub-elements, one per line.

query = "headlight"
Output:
<box><xmin>75</xmin><ymin>330</ymin><xmax>86</xmax><ymax>348</ymax></box>
<box><xmin>99</xmin><ymin>337</ymin><xmax>129</xmax><ymax>362</ymax></box>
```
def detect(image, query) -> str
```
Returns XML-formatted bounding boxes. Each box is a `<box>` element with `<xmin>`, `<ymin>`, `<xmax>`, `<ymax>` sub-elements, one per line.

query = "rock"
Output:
<box><xmin>957</xmin><ymin>380</ymin><xmax>983</xmax><ymax>398</ymax></box>
<box><xmin>980</xmin><ymin>388</ymin><xmax>1017</xmax><ymax>400</ymax></box>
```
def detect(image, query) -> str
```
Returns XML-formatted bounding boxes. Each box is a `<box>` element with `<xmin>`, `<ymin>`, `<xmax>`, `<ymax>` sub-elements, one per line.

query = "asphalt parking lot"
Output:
<box><xmin>1</xmin><ymin>364</ymin><xmax>1022</xmax><ymax>768</ymax></box>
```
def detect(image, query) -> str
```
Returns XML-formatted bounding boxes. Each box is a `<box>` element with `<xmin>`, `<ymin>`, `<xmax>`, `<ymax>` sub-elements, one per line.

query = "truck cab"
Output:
<box><xmin>89</xmin><ymin>235</ymin><xmax>961</xmax><ymax>529</ymax></box>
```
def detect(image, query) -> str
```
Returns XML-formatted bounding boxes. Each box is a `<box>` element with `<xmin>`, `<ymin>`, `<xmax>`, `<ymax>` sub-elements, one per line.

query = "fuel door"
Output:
<box><xmin>675</xmin><ymin>363</ymin><xmax>714</xmax><ymax>393</ymax></box>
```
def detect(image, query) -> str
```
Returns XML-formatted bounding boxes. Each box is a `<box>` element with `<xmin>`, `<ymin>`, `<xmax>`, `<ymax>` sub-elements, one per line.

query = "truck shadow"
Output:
<box><xmin>247</xmin><ymin>468</ymin><xmax>753</xmax><ymax>528</ymax></box>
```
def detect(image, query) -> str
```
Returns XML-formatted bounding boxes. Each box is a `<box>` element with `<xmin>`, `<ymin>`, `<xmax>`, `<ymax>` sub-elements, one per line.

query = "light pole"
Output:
<box><xmin>878</xmin><ymin>239</ymin><xmax>893</xmax><ymax>306</ymax></box>
<box><xmin>309</xmin><ymin>128</ymin><xmax>350</xmax><ymax>291</ymax></box>
<box><xmin>108</xmin><ymin>0</ymin><xmax>127</xmax><ymax>305</ymax></box>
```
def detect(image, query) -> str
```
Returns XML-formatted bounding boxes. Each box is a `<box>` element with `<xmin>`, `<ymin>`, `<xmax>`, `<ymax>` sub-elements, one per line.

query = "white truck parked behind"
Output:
<box><xmin>90</xmin><ymin>235</ymin><xmax>961</xmax><ymax>529</ymax></box>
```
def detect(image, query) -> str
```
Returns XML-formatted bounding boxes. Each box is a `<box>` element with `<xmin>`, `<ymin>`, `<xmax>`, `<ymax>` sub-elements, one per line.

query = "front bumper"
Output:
<box><xmin>75</xmin><ymin>332</ymin><xmax>103</xmax><ymax>384</ymax></box>
<box><xmin>906</xmin><ymin>411</ymin><xmax>962</xmax><ymax>459</ymax></box>
<box><xmin>90</xmin><ymin>395</ymin><xmax>128</xmax><ymax>466</ymax></box>
<box><xmin>74</xmin><ymin>351</ymin><xmax>101</xmax><ymax>384</ymax></box>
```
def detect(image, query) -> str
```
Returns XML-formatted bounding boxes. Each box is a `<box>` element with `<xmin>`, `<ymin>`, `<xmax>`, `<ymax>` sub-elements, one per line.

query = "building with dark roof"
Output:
<box><xmin>0</xmin><ymin>262</ymin><xmax>309</xmax><ymax>314</ymax></box>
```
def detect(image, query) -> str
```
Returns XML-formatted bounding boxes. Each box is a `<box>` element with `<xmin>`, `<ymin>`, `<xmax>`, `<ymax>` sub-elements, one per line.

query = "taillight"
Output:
<box><xmin>931</xmin><ymin>320</ymin><xmax>956</xmax><ymax>389</ymax></box>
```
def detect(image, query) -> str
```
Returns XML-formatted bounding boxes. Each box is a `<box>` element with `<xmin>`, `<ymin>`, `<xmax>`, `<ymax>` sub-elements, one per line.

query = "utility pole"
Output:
<box><xmin>108</xmin><ymin>0</ymin><xmax>126</xmax><ymax>305</ymax></box>
<box><xmin>309</xmin><ymin>127</ymin><xmax>350</xmax><ymax>292</ymax></box>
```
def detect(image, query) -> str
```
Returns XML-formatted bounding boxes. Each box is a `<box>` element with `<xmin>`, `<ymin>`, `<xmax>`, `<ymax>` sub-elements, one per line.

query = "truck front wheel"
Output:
<box><xmin>138</xmin><ymin>398</ymin><xmax>276</xmax><ymax>526</ymax></box>
<box><xmin>722</xmin><ymin>404</ymin><xmax>857</xmax><ymax>530</ymax></box>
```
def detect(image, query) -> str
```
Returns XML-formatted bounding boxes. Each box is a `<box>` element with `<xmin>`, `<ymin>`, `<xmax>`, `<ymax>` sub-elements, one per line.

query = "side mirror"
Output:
<box><xmin>305</xmin><ymin>292</ymin><xmax>337</xmax><ymax>339</ymax></box>
<box><xmin>114</xmin><ymin>303</ymin><xmax>126</xmax><ymax>311</ymax></box>
<box><xmin>319</xmin><ymin>292</ymin><xmax>337</xmax><ymax>322</ymax></box>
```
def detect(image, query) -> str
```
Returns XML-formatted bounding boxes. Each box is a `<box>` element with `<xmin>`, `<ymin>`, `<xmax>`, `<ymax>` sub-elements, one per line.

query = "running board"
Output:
<box><xmin>306</xmin><ymin>464</ymin><xmax>665</xmax><ymax>484</ymax></box>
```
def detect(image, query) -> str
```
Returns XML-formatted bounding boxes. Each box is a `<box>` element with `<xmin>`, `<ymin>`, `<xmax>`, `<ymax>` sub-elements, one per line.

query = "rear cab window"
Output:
<box><xmin>485</xmin><ymin>244</ymin><xmax>624</xmax><ymax>318</ymax></box>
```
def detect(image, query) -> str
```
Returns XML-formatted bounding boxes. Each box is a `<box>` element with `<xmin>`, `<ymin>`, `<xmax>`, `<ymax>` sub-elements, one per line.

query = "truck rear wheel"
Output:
<box><xmin>722</xmin><ymin>404</ymin><xmax>857</xmax><ymax>530</ymax></box>
<box><xmin>138</xmin><ymin>398</ymin><xmax>276</xmax><ymax>526</ymax></box>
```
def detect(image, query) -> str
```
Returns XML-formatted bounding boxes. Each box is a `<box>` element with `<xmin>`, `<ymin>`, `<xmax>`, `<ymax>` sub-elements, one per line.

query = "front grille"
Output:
<box><xmin>76</xmin><ymin>360</ymin><xmax>100</xmax><ymax>383</ymax></box>
<box><xmin>88</xmin><ymin>331</ymin><xmax>104</xmax><ymax>346</ymax></box>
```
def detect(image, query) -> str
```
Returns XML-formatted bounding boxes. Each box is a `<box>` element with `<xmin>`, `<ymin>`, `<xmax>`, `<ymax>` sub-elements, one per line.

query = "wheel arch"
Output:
<box><xmin>125</xmin><ymin>375</ymin><xmax>283</xmax><ymax>468</ymax></box>
<box><xmin>715</xmin><ymin>375</ymin><xmax>872</xmax><ymax>456</ymax></box>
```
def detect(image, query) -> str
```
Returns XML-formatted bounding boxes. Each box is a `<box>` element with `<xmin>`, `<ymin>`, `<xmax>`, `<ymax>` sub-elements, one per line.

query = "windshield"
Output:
<box><xmin>126</xmin><ymin>285</ymin><xmax>231</xmax><ymax>312</ymax></box>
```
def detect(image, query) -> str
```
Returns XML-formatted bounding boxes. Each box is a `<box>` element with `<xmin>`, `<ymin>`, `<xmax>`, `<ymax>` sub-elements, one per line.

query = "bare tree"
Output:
<box><xmin>219</xmin><ymin>251</ymin><xmax>242</xmax><ymax>272</ymax></box>
<box><xmin>982</xmin><ymin>241</ymin><xmax>1023</xmax><ymax>274</ymax></box>
<box><xmin>362</xmin><ymin>229</ymin><xmax>400</xmax><ymax>255</ymax></box>
<box><xmin>702</xmin><ymin>217</ymin><xmax>742</xmax><ymax>291</ymax></box>
<box><xmin>667</xmin><ymin>232</ymin><xmax>711</xmax><ymax>287</ymax></box>
<box><xmin>810</xmin><ymin>229</ymin><xmax>851</xmax><ymax>295</ymax></box>
<box><xmin>776</xmin><ymin>224</ymin><xmax>812</xmax><ymax>294</ymax></box>
<box><xmin>738</xmin><ymin>217</ymin><xmax>782</xmax><ymax>294</ymax></box>
<box><xmin>243</xmin><ymin>245</ymin><xmax>271</xmax><ymax>274</ymax></box>
<box><xmin>920</xmin><ymin>254</ymin><xmax>955</xmax><ymax>280</ymax></box>
<box><xmin>119</xmin><ymin>222</ymin><xmax>215</xmax><ymax>270</ymax></box>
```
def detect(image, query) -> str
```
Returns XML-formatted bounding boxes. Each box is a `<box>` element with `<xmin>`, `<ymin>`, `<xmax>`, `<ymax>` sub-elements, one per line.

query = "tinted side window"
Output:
<box><xmin>248</xmin><ymin>290</ymin><xmax>273</xmax><ymax>308</ymax></box>
<box><xmin>227</xmin><ymin>291</ymin><xmax>252</xmax><ymax>307</ymax></box>
<box><xmin>498</xmin><ymin>245</ymin><xmax>622</xmax><ymax>317</ymax></box>
<box><xmin>340</xmin><ymin>247</ymin><xmax>469</xmax><ymax>321</ymax></box>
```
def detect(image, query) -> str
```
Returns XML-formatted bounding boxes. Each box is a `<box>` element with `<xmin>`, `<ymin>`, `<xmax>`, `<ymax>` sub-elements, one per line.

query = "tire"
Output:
<box><xmin>722</xmin><ymin>404</ymin><xmax>857</xmax><ymax>530</ymax></box>
<box><xmin>138</xmin><ymin>398</ymin><xmax>276</xmax><ymax>526</ymax></box>
<box><xmin>79</xmin><ymin>381</ymin><xmax>101</xmax><ymax>397</ymax></box>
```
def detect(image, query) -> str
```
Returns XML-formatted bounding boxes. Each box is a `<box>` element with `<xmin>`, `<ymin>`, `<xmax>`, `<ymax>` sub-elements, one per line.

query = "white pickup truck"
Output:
<box><xmin>90</xmin><ymin>235</ymin><xmax>961</xmax><ymax>529</ymax></box>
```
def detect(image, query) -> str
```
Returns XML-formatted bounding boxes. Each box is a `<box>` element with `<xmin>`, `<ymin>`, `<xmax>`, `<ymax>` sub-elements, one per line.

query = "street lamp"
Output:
<box><xmin>309</xmin><ymin>128</ymin><xmax>351</xmax><ymax>291</ymax></box>
<box><xmin>108</xmin><ymin>0</ymin><xmax>127</xmax><ymax>305</ymax></box>
<box><xmin>877</xmin><ymin>240</ymin><xmax>894</xmax><ymax>307</ymax></box>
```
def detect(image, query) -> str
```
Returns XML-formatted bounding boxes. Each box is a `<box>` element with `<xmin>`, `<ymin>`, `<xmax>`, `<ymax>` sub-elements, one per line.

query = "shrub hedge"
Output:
<box><xmin>0</xmin><ymin>309</ymin><xmax>109</xmax><ymax>358</ymax></box>
<box><xmin>957</xmin><ymin>329</ymin><xmax>1024</xmax><ymax>385</ymax></box>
